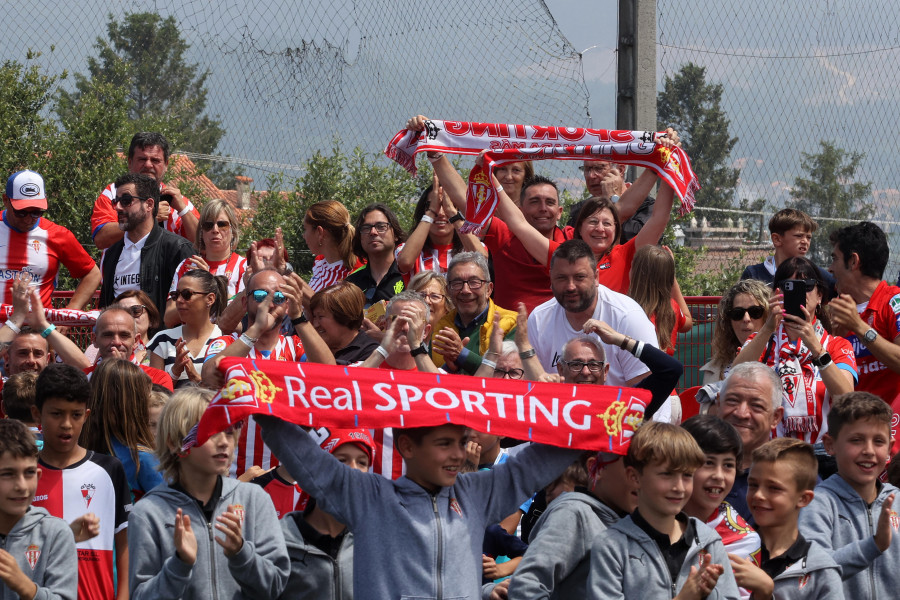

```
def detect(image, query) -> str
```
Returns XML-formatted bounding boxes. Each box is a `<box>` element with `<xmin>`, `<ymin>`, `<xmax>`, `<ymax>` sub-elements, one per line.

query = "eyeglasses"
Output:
<box><xmin>726</xmin><ymin>305</ymin><xmax>765</xmax><ymax>321</ymax></box>
<box><xmin>124</xmin><ymin>305</ymin><xmax>147</xmax><ymax>318</ymax></box>
<box><xmin>560</xmin><ymin>359</ymin><xmax>605</xmax><ymax>372</ymax></box>
<box><xmin>12</xmin><ymin>208</ymin><xmax>45</xmax><ymax>219</ymax></box>
<box><xmin>169</xmin><ymin>289</ymin><xmax>207</xmax><ymax>302</ymax></box>
<box><xmin>111</xmin><ymin>193</ymin><xmax>149</xmax><ymax>208</ymax></box>
<box><xmin>775</xmin><ymin>278</ymin><xmax>818</xmax><ymax>292</ymax></box>
<box><xmin>448</xmin><ymin>278</ymin><xmax>488</xmax><ymax>292</ymax></box>
<box><xmin>578</xmin><ymin>164</ymin><xmax>613</xmax><ymax>176</ymax></box>
<box><xmin>202</xmin><ymin>220</ymin><xmax>231</xmax><ymax>231</ymax></box>
<box><xmin>493</xmin><ymin>367</ymin><xmax>524</xmax><ymax>379</ymax></box>
<box><xmin>249</xmin><ymin>289</ymin><xmax>288</xmax><ymax>305</ymax></box>
<box><xmin>360</xmin><ymin>221</ymin><xmax>390</xmax><ymax>234</ymax></box>
<box><xmin>416</xmin><ymin>292</ymin><xmax>444</xmax><ymax>303</ymax></box>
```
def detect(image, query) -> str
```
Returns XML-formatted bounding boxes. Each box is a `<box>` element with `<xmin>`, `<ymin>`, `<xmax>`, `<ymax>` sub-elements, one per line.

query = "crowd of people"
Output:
<box><xmin>0</xmin><ymin>125</ymin><xmax>898</xmax><ymax>600</ymax></box>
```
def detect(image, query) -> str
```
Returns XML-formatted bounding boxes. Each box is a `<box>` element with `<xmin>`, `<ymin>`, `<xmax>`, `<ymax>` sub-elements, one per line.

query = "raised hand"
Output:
<box><xmin>215</xmin><ymin>504</ymin><xmax>245</xmax><ymax>557</ymax></box>
<box><xmin>174</xmin><ymin>508</ymin><xmax>197</xmax><ymax>565</ymax></box>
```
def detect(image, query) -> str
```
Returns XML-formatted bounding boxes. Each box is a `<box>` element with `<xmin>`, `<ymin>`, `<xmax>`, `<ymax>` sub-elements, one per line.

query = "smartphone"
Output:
<box><xmin>782</xmin><ymin>280</ymin><xmax>806</xmax><ymax>318</ymax></box>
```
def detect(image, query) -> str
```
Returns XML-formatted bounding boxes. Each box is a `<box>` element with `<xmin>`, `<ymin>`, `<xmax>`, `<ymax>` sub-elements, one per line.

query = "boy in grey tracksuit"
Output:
<box><xmin>280</xmin><ymin>501</ymin><xmax>354</xmax><ymax>600</ymax></box>
<box><xmin>586</xmin><ymin>422</ymin><xmax>741</xmax><ymax>600</ymax></box>
<box><xmin>797</xmin><ymin>392</ymin><xmax>898</xmax><ymax>600</ymax></box>
<box><xmin>504</xmin><ymin>453</ymin><xmax>635</xmax><ymax>600</ymax></box>
<box><xmin>258</xmin><ymin>415</ymin><xmax>583</xmax><ymax>600</ymax></box>
<box><xmin>0</xmin><ymin>420</ymin><xmax>77</xmax><ymax>600</ymax></box>
<box><xmin>129</xmin><ymin>476</ymin><xmax>290</xmax><ymax>600</ymax></box>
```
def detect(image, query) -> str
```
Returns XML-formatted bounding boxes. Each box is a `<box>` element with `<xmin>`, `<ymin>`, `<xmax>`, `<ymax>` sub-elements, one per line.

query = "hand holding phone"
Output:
<box><xmin>781</xmin><ymin>280</ymin><xmax>807</xmax><ymax>318</ymax></box>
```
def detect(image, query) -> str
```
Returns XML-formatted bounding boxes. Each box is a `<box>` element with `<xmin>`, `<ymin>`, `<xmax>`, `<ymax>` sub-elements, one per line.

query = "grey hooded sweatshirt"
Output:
<box><xmin>770</xmin><ymin>541</ymin><xmax>843</xmax><ymax>600</ymax></box>
<box><xmin>258</xmin><ymin>415</ymin><xmax>583</xmax><ymax>600</ymax></box>
<box><xmin>0</xmin><ymin>506</ymin><xmax>76</xmax><ymax>600</ymax></box>
<box><xmin>507</xmin><ymin>491</ymin><xmax>620</xmax><ymax>600</ymax></box>
<box><xmin>128</xmin><ymin>476</ymin><xmax>290</xmax><ymax>600</ymax></box>
<box><xmin>587</xmin><ymin>514</ymin><xmax>741</xmax><ymax>599</ymax></box>
<box><xmin>279</xmin><ymin>507</ymin><xmax>354</xmax><ymax>600</ymax></box>
<box><xmin>799</xmin><ymin>473</ymin><xmax>899</xmax><ymax>599</ymax></box>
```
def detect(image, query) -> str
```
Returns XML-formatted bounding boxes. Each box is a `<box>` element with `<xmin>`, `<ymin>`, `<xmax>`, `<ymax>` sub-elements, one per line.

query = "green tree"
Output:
<box><xmin>790</xmin><ymin>141</ymin><xmax>873</xmax><ymax>264</ymax></box>
<box><xmin>658</xmin><ymin>63</ymin><xmax>740</xmax><ymax>225</ymax></box>
<box><xmin>58</xmin><ymin>12</ymin><xmax>235</xmax><ymax>186</ymax></box>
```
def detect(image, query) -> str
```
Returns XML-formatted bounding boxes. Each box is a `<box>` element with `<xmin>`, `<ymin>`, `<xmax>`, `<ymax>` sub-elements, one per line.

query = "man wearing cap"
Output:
<box><xmin>0</xmin><ymin>170</ymin><xmax>100</xmax><ymax>310</ymax></box>
<box><xmin>91</xmin><ymin>131</ymin><xmax>200</xmax><ymax>250</ymax></box>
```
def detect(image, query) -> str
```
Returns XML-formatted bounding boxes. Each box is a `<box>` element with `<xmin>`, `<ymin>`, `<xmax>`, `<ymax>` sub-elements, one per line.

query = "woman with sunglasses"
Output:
<box><xmin>396</xmin><ymin>174</ymin><xmax>486</xmax><ymax>277</ymax></box>
<box><xmin>346</xmin><ymin>204</ymin><xmax>406</xmax><ymax>306</ymax></box>
<box><xmin>732</xmin><ymin>257</ymin><xmax>856</xmax><ymax>446</ymax></box>
<box><xmin>149</xmin><ymin>269</ymin><xmax>227</xmax><ymax>387</ymax></box>
<box><xmin>163</xmin><ymin>199</ymin><xmax>246</xmax><ymax>327</ymax></box>
<box><xmin>700</xmin><ymin>279</ymin><xmax>772</xmax><ymax>385</ymax></box>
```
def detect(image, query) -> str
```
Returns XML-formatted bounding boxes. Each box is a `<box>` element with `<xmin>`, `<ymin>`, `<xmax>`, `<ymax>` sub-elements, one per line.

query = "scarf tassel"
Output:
<box><xmin>783</xmin><ymin>416</ymin><xmax>817</xmax><ymax>433</ymax></box>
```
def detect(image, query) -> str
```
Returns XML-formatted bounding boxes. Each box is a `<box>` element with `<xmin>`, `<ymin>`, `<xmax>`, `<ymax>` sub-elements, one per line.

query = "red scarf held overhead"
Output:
<box><xmin>385</xmin><ymin>119</ymin><xmax>700</xmax><ymax>233</ymax></box>
<box><xmin>197</xmin><ymin>357</ymin><xmax>650</xmax><ymax>453</ymax></box>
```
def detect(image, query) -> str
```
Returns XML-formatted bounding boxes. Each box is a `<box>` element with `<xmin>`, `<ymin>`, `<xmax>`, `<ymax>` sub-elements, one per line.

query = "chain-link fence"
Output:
<box><xmin>658</xmin><ymin>0</ymin><xmax>900</xmax><ymax>280</ymax></box>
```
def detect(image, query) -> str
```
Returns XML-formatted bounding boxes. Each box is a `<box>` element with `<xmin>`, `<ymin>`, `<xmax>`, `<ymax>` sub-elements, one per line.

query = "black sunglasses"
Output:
<box><xmin>169</xmin><ymin>289</ymin><xmax>207</xmax><ymax>302</ymax></box>
<box><xmin>112</xmin><ymin>193</ymin><xmax>149</xmax><ymax>208</ymax></box>
<box><xmin>124</xmin><ymin>305</ymin><xmax>147</xmax><ymax>317</ymax></box>
<box><xmin>12</xmin><ymin>208</ymin><xmax>45</xmax><ymax>219</ymax></box>
<box><xmin>726</xmin><ymin>305</ymin><xmax>765</xmax><ymax>321</ymax></box>
<box><xmin>202</xmin><ymin>220</ymin><xmax>231</xmax><ymax>231</ymax></box>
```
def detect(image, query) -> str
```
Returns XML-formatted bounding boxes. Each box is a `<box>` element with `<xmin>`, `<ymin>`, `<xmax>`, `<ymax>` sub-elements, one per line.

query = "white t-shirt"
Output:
<box><xmin>527</xmin><ymin>284</ymin><xmax>659</xmax><ymax>386</ymax></box>
<box><xmin>111</xmin><ymin>232</ymin><xmax>149</xmax><ymax>298</ymax></box>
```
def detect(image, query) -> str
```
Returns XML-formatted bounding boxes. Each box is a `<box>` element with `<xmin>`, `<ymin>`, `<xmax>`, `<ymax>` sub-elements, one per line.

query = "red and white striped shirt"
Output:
<box><xmin>0</xmin><ymin>213</ymin><xmax>96</xmax><ymax>307</ymax></box>
<box><xmin>169</xmin><ymin>252</ymin><xmax>247</xmax><ymax>297</ymax></box>
<box><xmin>394</xmin><ymin>243</ymin><xmax>455</xmax><ymax>276</ymax></box>
<box><xmin>91</xmin><ymin>182</ymin><xmax>199</xmax><ymax>242</ymax></box>
<box><xmin>204</xmin><ymin>333</ymin><xmax>306</xmax><ymax>477</ymax></box>
<box><xmin>308</xmin><ymin>255</ymin><xmax>359</xmax><ymax>291</ymax></box>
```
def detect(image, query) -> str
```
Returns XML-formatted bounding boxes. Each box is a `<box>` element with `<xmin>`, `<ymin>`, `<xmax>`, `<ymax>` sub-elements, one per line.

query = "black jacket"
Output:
<box><xmin>100</xmin><ymin>225</ymin><xmax>195</xmax><ymax>312</ymax></box>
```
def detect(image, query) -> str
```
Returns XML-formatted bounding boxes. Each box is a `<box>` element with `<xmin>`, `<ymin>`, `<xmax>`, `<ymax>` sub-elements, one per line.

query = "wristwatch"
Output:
<box><xmin>811</xmin><ymin>352</ymin><xmax>833</xmax><ymax>369</ymax></box>
<box><xmin>410</xmin><ymin>343</ymin><xmax>429</xmax><ymax>357</ymax></box>
<box><xmin>449</xmin><ymin>212</ymin><xmax>465</xmax><ymax>224</ymax></box>
<box><xmin>863</xmin><ymin>328</ymin><xmax>878</xmax><ymax>344</ymax></box>
<box><xmin>291</xmin><ymin>313</ymin><xmax>308</xmax><ymax>326</ymax></box>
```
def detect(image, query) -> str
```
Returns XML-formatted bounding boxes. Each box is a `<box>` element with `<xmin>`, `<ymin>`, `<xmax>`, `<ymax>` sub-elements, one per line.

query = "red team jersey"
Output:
<box><xmin>204</xmin><ymin>333</ymin><xmax>306</xmax><ymax>477</ymax></box>
<box><xmin>170</xmin><ymin>252</ymin><xmax>247</xmax><ymax>297</ymax></box>
<box><xmin>91</xmin><ymin>182</ymin><xmax>199</xmax><ymax>241</ymax></box>
<box><xmin>32</xmin><ymin>452</ymin><xmax>130</xmax><ymax>600</ymax></box>
<box><xmin>309</xmin><ymin>255</ymin><xmax>363</xmax><ymax>292</ymax></box>
<box><xmin>0</xmin><ymin>213</ymin><xmax>96</xmax><ymax>307</ymax></box>
<box><xmin>847</xmin><ymin>280</ymin><xmax>900</xmax><ymax>454</ymax></box>
<box><xmin>394</xmin><ymin>242</ymin><xmax>456</xmax><ymax>277</ymax></box>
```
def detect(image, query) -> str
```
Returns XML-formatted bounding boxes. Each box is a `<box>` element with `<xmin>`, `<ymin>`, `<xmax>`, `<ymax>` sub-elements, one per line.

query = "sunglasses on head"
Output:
<box><xmin>12</xmin><ymin>208</ymin><xmax>45</xmax><ymax>219</ymax></box>
<box><xmin>169</xmin><ymin>289</ymin><xmax>207</xmax><ymax>302</ymax></box>
<box><xmin>111</xmin><ymin>193</ymin><xmax>149</xmax><ymax>208</ymax></box>
<box><xmin>202</xmin><ymin>220</ymin><xmax>231</xmax><ymax>231</ymax></box>
<box><xmin>249</xmin><ymin>289</ymin><xmax>287</xmax><ymax>305</ymax></box>
<box><xmin>726</xmin><ymin>305</ymin><xmax>765</xmax><ymax>321</ymax></box>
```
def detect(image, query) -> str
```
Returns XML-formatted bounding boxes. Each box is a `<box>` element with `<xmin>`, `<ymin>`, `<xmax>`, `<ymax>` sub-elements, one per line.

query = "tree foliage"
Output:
<box><xmin>57</xmin><ymin>12</ymin><xmax>235</xmax><ymax>186</ymax></box>
<box><xmin>658</xmin><ymin>63</ymin><xmax>740</xmax><ymax>224</ymax></box>
<box><xmin>790</xmin><ymin>141</ymin><xmax>873</xmax><ymax>264</ymax></box>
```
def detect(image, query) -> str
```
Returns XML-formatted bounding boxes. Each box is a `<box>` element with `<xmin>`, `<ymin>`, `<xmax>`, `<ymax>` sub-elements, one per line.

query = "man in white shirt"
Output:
<box><xmin>527</xmin><ymin>239</ymin><xmax>658</xmax><ymax>386</ymax></box>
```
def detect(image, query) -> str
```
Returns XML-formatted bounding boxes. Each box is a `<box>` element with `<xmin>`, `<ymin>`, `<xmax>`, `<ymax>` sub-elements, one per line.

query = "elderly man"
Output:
<box><xmin>431</xmin><ymin>252</ymin><xmax>517</xmax><ymax>374</ymax></box>
<box><xmin>98</xmin><ymin>172</ymin><xmax>195</xmax><ymax>313</ymax></box>
<box><xmin>92</xmin><ymin>132</ymin><xmax>200</xmax><ymax>250</ymax></box>
<box><xmin>715</xmin><ymin>362</ymin><xmax>784</xmax><ymax>522</ymax></box>
<box><xmin>527</xmin><ymin>239</ymin><xmax>658</xmax><ymax>386</ymax></box>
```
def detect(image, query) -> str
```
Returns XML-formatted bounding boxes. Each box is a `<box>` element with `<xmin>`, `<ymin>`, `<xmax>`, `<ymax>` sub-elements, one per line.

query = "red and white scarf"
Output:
<box><xmin>772</xmin><ymin>322</ymin><xmax>825</xmax><ymax>434</ymax></box>
<box><xmin>386</xmin><ymin>119</ymin><xmax>699</xmax><ymax>233</ymax></box>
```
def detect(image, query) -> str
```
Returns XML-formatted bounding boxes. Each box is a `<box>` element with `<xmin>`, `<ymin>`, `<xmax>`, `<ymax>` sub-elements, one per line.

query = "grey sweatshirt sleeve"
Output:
<box><xmin>462</xmin><ymin>443</ymin><xmax>584</xmax><ymax>525</ymax></box>
<box><xmin>32</xmin><ymin>519</ymin><xmax>78</xmax><ymax>600</ymax></box>
<box><xmin>226</xmin><ymin>485</ymin><xmax>290</xmax><ymax>598</ymax></box>
<box><xmin>799</xmin><ymin>494</ymin><xmax>882</xmax><ymax>579</ymax></box>
<box><xmin>703</xmin><ymin>537</ymin><xmax>741</xmax><ymax>600</ymax></box>
<box><xmin>586</xmin><ymin>530</ymin><xmax>626</xmax><ymax>600</ymax></box>
<box><xmin>507</xmin><ymin>501</ymin><xmax>596</xmax><ymax>600</ymax></box>
<box><xmin>128</xmin><ymin>510</ymin><xmax>192</xmax><ymax>600</ymax></box>
<box><xmin>257</xmin><ymin>415</ymin><xmax>381</xmax><ymax>528</ymax></box>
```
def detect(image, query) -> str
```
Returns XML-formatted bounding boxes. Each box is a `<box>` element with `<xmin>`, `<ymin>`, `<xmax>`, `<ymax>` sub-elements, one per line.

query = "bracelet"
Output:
<box><xmin>427</xmin><ymin>152</ymin><xmax>445</xmax><ymax>163</ymax></box>
<box><xmin>619</xmin><ymin>335</ymin><xmax>631</xmax><ymax>350</ymax></box>
<box><xmin>631</xmin><ymin>341</ymin><xmax>645</xmax><ymax>359</ymax></box>
<box><xmin>177</xmin><ymin>201</ymin><xmax>194</xmax><ymax>217</ymax></box>
<box><xmin>375</xmin><ymin>346</ymin><xmax>389</xmax><ymax>359</ymax></box>
<box><xmin>481</xmin><ymin>358</ymin><xmax>497</xmax><ymax>369</ymax></box>
<box><xmin>519</xmin><ymin>348</ymin><xmax>536</xmax><ymax>360</ymax></box>
<box><xmin>5</xmin><ymin>320</ymin><xmax>21</xmax><ymax>334</ymax></box>
<box><xmin>40</xmin><ymin>324</ymin><xmax>56</xmax><ymax>339</ymax></box>
<box><xmin>238</xmin><ymin>333</ymin><xmax>257</xmax><ymax>348</ymax></box>
<box><xmin>420</xmin><ymin>214</ymin><xmax>435</xmax><ymax>224</ymax></box>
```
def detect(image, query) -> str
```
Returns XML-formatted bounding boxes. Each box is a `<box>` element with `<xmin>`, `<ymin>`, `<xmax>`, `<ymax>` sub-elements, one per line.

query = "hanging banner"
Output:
<box><xmin>0</xmin><ymin>304</ymin><xmax>98</xmax><ymax>327</ymax></box>
<box><xmin>197</xmin><ymin>357</ymin><xmax>651</xmax><ymax>453</ymax></box>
